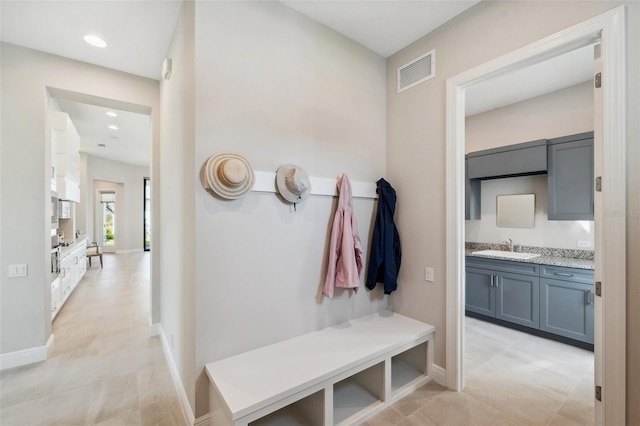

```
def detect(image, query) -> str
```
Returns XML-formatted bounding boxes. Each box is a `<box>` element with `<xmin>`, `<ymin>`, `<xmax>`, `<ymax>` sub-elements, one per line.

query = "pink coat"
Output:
<box><xmin>323</xmin><ymin>174</ymin><xmax>363</xmax><ymax>298</ymax></box>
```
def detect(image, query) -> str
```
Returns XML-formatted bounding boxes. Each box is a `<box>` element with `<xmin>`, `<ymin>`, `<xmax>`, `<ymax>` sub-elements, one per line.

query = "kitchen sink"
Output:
<box><xmin>471</xmin><ymin>249</ymin><xmax>541</xmax><ymax>260</ymax></box>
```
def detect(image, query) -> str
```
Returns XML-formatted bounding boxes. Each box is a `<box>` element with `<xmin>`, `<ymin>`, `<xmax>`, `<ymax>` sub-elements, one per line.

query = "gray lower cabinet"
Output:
<box><xmin>495</xmin><ymin>272</ymin><xmax>539</xmax><ymax>329</ymax></box>
<box><xmin>466</xmin><ymin>257</ymin><xmax>593</xmax><ymax>345</ymax></box>
<box><xmin>465</xmin><ymin>258</ymin><xmax>539</xmax><ymax>329</ymax></box>
<box><xmin>466</xmin><ymin>267</ymin><xmax>495</xmax><ymax>317</ymax></box>
<box><xmin>540</xmin><ymin>265</ymin><xmax>594</xmax><ymax>344</ymax></box>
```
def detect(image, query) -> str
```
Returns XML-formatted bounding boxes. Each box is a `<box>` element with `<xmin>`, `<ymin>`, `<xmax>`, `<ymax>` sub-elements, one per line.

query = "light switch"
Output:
<box><xmin>9</xmin><ymin>264</ymin><xmax>28</xmax><ymax>277</ymax></box>
<box><xmin>425</xmin><ymin>267</ymin><xmax>434</xmax><ymax>282</ymax></box>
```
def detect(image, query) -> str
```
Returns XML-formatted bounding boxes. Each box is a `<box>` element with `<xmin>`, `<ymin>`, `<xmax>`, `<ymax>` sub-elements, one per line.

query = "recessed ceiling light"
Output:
<box><xmin>83</xmin><ymin>34</ymin><xmax>107</xmax><ymax>48</ymax></box>
<box><xmin>108</xmin><ymin>125</ymin><xmax>119</xmax><ymax>130</ymax></box>
<box><xmin>106</xmin><ymin>111</ymin><xmax>118</xmax><ymax>117</ymax></box>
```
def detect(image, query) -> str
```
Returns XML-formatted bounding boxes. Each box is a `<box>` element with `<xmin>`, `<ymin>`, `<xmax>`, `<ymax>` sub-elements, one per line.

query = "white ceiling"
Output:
<box><xmin>466</xmin><ymin>45</ymin><xmax>595</xmax><ymax>116</ymax></box>
<box><xmin>1</xmin><ymin>0</ymin><xmax>593</xmax><ymax>166</ymax></box>
<box><xmin>55</xmin><ymin>99</ymin><xmax>152</xmax><ymax>167</ymax></box>
<box><xmin>0</xmin><ymin>0</ymin><xmax>182</xmax><ymax>80</ymax></box>
<box><xmin>281</xmin><ymin>0</ymin><xmax>480</xmax><ymax>58</ymax></box>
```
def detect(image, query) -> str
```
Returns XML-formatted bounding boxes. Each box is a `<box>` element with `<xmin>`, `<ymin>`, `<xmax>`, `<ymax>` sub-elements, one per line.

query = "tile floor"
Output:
<box><xmin>0</xmin><ymin>252</ymin><xmax>185</xmax><ymax>426</ymax></box>
<box><xmin>1</xmin><ymin>252</ymin><xmax>594</xmax><ymax>426</ymax></box>
<box><xmin>362</xmin><ymin>316</ymin><xmax>594</xmax><ymax>426</ymax></box>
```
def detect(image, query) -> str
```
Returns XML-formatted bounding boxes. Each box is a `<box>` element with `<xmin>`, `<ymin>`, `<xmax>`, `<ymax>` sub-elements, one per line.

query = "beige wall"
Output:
<box><xmin>0</xmin><ymin>43</ymin><xmax>160</xmax><ymax>355</ymax></box>
<box><xmin>466</xmin><ymin>81</ymin><xmax>594</xmax><ymax>152</ymax></box>
<box><xmin>386</xmin><ymin>1</ymin><xmax>639</xmax><ymax>420</ymax></box>
<box><xmin>192</xmin><ymin>1</ymin><xmax>387</xmax><ymax>416</ymax></box>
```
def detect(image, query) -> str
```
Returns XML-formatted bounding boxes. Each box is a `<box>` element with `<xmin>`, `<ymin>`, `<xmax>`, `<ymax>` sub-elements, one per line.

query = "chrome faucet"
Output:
<box><xmin>504</xmin><ymin>238</ymin><xmax>514</xmax><ymax>252</ymax></box>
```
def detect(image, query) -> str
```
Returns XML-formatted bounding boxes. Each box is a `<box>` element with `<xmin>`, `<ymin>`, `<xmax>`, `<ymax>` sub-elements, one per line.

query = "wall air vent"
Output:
<box><xmin>397</xmin><ymin>50</ymin><xmax>435</xmax><ymax>93</ymax></box>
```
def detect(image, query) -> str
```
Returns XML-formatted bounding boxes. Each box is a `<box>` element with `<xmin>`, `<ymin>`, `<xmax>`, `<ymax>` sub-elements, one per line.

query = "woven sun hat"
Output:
<box><xmin>276</xmin><ymin>164</ymin><xmax>311</xmax><ymax>204</ymax></box>
<box><xmin>204</xmin><ymin>152</ymin><xmax>255</xmax><ymax>200</ymax></box>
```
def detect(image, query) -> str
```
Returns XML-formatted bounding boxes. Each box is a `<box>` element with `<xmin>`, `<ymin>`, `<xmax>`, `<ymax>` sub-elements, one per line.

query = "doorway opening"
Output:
<box><xmin>445</xmin><ymin>7</ymin><xmax>626</xmax><ymax>425</ymax></box>
<box><xmin>144</xmin><ymin>178</ymin><xmax>151</xmax><ymax>251</ymax></box>
<box><xmin>101</xmin><ymin>191</ymin><xmax>116</xmax><ymax>248</ymax></box>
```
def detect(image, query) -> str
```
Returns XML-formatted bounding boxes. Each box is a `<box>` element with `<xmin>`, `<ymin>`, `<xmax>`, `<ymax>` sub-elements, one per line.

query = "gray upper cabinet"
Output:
<box><xmin>467</xmin><ymin>139</ymin><xmax>547</xmax><ymax>180</ymax></box>
<box><xmin>547</xmin><ymin>132</ymin><xmax>594</xmax><ymax>220</ymax></box>
<box><xmin>465</xmin><ymin>157</ymin><xmax>481</xmax><ymax>220</ymax></box>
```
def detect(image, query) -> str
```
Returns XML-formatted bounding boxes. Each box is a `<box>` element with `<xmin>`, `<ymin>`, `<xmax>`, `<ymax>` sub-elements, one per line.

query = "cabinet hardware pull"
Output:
<box><xmin>554</xmin><ymin>272</ymin><xmax>573</xmax><ymax>277</ymax></box>
<box><xmin>490</xmin><ymin>275</ymin><xmax>494</xmax><ymax>287</ymax></box>
<box><xmin>586</xmin><ymin>290</ymin><xmax>594</xmax><ymax>305</ymax></box>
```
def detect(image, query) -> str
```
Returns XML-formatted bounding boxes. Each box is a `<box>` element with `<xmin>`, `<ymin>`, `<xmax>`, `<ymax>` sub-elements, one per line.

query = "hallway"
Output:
<box><xmin>0</xmin><ymin>252</ymin><xmax>185</xmax><ymax>426</ymax></box>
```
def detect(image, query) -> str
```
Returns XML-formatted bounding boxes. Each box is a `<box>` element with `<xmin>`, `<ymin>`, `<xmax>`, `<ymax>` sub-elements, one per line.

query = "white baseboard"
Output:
<box><xmin>194</xmin><ymin>413</ymin><xmax>211</xmax><ymax>426</ymax></box>
<box><xmin>149</xmin><ymin>323</ymin><xmax>162</xmax><ymax>337</ymax></box>
<box><xmin>431</xmin><ymin>364</ymin><xmax>447</xmax><ymax>387</ymax></box>
<box><xmin>157</xmin><ymin>326</ymin><xmax>196</xmax><ymax>426</ymax></box>
<box><xmin>115</xmin><ymin>248</ymin><xmax>144</xmax><ymax>255</ymax></box>
<box><xmin>0</xmin><ymin>334</ymin><xmax>55</xmax><ymax>371</ymax></box>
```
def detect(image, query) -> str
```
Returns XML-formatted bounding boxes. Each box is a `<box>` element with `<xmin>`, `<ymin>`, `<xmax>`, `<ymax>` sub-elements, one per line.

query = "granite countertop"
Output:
<box><xmin>465</xmin><ymin>242</ymin><xmax>594</xmax><ymax>270</ymax></box>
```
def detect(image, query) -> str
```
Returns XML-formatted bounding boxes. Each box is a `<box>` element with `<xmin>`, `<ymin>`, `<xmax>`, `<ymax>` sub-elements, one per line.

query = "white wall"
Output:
<box><xmin>466</xmin><ymin>175</ymin><xmax>593</xmax><ymax>249</ymax></box>
<box><xmin>465</xmin><ymin>81</ymin><xmax>594</xmax><ymax>249</ymax></box>
<box><xmin>158</xmin><ymin>0</ymin><xmax>197</xmax><ymax>414</ymax></box>
<box><xmin>0</xmin><ymin>43</ymin><xmax>160</xmax><ymax>355</ymax></box>
<box><xmin>386</xmin><ymin>6</ymin><xmax>640</xmax><ymax>419</ymax></box>
<box><xmin>83</xmin><ymin>155</ymin><xmax>149</xmax><ymax>253</ymax></box>
<box><xmin>192</xmin><ymin>1</ymin><xmax>387</xmax><ymax>416</ymax></box>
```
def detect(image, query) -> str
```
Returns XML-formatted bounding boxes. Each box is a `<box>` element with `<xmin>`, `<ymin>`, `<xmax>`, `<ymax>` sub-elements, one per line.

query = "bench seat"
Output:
<box><xmin>205</xmin><ymin>311</ymin><xmax>435</xmax><ymax>426</ymax></box>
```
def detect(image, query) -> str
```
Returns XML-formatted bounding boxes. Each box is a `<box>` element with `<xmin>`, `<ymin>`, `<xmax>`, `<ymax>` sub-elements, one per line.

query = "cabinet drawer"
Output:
<box><xmin>466</xmin><ymin>256</ymin><xmax>539</xmax><ymax>277</ymax></box>
<box><xmin>540</xmin><ymin>265</ymin><xmax>593</xmax><ymax>285</ymax></box>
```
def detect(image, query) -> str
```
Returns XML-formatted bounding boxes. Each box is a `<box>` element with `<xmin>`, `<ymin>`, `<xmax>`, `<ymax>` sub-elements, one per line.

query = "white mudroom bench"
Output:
<box><xmin>205</xmin><ymin>311</ymin><xmax>435</xmax><ymax>426</ymax></box>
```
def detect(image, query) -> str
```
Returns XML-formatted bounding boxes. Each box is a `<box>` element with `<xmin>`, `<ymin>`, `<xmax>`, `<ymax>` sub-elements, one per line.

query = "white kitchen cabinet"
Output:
<box><xmin>51</xmin><ymin>111</ymin><xmax>81</xmax><ymax>203</ymax></box>
<box><xmin>74</xmin><ymin>245</ymin><xmax>87</xmax><ymax>286</ymax></box>
<box><xmin>51</xmin><ymin>277</ymin><xmax>61</xmax><ymax>319</ymax></box>
<box><xmin>53</xmin><ymin>239</ymin><xmax>87</xmax><ymax>320</ymax></box>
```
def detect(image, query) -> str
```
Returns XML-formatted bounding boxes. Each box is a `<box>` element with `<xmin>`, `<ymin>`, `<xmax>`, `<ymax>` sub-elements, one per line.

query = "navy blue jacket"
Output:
<box><xmin>366</xmin><ymin>178</ymin><xmax>401</xmax><ymax>294</ymax></box>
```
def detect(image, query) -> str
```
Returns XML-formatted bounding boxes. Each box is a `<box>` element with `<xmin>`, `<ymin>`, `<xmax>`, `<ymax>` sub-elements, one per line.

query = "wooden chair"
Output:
<box><xmin>86</xmin><ymin>242</ymin><xmax>103</xmax><ymax>268</ymax></box>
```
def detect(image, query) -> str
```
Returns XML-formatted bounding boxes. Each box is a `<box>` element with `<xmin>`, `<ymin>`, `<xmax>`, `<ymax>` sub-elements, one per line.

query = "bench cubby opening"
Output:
<box><xmin>248</xmin><ymin>389</ymin><xmax>324</xmax><ymax>426</ymax></box>
<box><xmin>391</xmin><ymin>341</ymin><xmax>428</xmax><ymax>394</ymax></box>
<box><xmin>333</xmin><ymin>362</ymin><xmax>384</xmax><ymax>424</ymax></box>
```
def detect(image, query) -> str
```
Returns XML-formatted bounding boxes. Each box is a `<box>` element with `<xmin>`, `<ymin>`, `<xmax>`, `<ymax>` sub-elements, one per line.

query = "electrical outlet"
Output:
<box><xmin>425</xmin><ymin>267</ymin><xmax>434</xmax><ymax>282</ymax></box>
<box><xmin>577</xmin><ymin>240</ymin><xmax>593</xmax><ymax>249</ymax></box>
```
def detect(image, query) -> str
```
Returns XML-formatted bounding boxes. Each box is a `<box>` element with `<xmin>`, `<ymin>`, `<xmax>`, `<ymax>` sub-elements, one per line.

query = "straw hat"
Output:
<box><xmin>204</xmin><ymin>152</ymin><xmax>255</xmax><ymax>200</ymax></box>
<box><xmin>276</xmin><ymin>164</ymin><xmax>311</xmax><ymax>204</ymax></box>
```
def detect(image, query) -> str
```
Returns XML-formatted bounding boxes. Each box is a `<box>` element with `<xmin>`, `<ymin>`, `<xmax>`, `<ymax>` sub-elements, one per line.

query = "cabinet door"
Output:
<box><xmin>547</xmin><ymin>134</ymin><xmax>594</xmax><ymax>220</ymax></box>
<box><xmin>540</xmin><ymin>278</ymin><xmax>594</xmax><ymax>343</ymax></box>
<box><xmin>465</xmin><ymin>267</ymin><xmax>496</xmax><ymax>317</ymax></box>
<box><xmin>465</xmin><ymin>158</ymin><xmax>481</xmax><ymax>220</ymax></box>
<box><xmin>495</xmin><ymin>272</ymin><xmax>540</xmax><ymax>329</ymax></box>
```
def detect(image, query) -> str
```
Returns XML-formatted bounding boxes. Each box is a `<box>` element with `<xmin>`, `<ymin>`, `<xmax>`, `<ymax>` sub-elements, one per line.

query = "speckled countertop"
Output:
<box><xmin>465</xmin><ymin>242</ymin><xmax>594</xmax><ymax>270</ymax></box>
<box><xmin>60</xmin><ymin>238</ymin><xmax>88</xmax><ymax>260</ymax></box>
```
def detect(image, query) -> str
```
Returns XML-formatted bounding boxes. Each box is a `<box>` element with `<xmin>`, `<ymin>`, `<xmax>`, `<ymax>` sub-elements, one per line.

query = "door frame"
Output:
<box><xmin>445</xmin><ymin>6</ymin><xmax>626</xmax><ymax>426</ymax></box>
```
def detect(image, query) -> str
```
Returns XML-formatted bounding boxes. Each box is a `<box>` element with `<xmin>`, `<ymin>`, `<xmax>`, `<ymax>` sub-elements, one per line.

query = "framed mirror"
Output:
<box><xmin>496</xmin><ymin>194</ymin><xmax>535</xmax><ymax>228</ymax></box>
